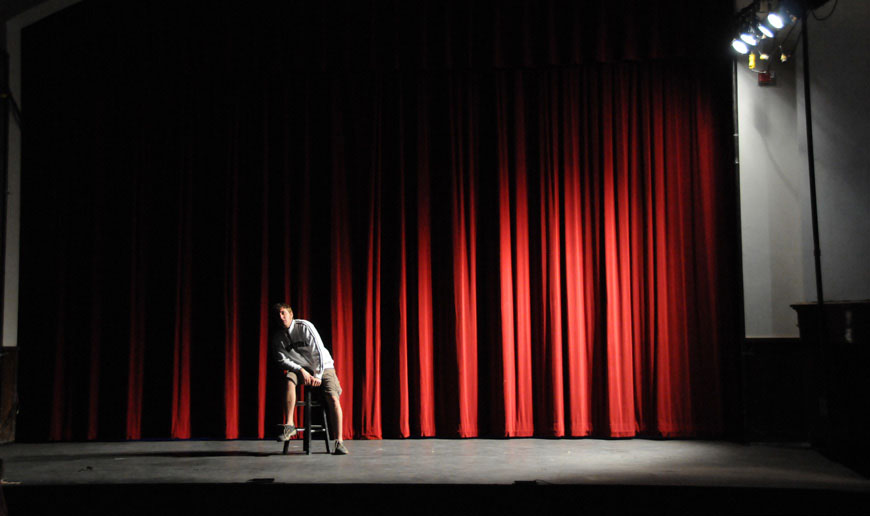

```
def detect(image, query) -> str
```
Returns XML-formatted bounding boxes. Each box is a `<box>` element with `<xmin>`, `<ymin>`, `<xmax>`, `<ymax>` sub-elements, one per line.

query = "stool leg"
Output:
<box><xmin>282</xmin><ymin>440</ymin><xmax>290</xmax><ymax>455</ymax></box>
<box><xmin>321</xmin><ymin>404</ymin><xmax>332</xmax><ymax>454</ymax></box>
<box><xmin>304</xmin><ymin>389</ymin><xmax>312</xmax><ymax>455</ymax></box>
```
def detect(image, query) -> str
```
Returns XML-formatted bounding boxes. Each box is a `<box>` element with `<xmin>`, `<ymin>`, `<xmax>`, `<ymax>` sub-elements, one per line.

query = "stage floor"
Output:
<box><xmin>2</xmin><ymin>439</ymin><xmax>869</xmax><ymax>514</ymax></box>
<box><xmin>1</xmin><ymin>438</ymin><xmax>868</xmax><ymax>489</ymax></box>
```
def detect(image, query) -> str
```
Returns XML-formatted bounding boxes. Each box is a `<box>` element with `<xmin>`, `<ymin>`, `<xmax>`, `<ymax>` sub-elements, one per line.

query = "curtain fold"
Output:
<box><xmin>448</xmin><ymin>73</ymin><xmax>480</xmax><ymax>437</ymax></box>
<box><xmin>414</xmin><ymin>80</ymin><xmax>437</xmax><ymax>437</ymax></box>
<box><xmin>170</xmin><ymin>140</ymin><xmax>193</xmax><ymax>439</ymax></box>
<box><xmin>329</xmin><ymin>85</ymin><xmax>356</xmax><ymax>440</ymax></box>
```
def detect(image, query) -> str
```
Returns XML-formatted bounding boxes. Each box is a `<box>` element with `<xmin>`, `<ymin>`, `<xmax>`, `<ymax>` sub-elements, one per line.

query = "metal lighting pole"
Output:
<box><xmin>802</xmin><ymin>9</ymin><xmax>825</xmax><ymax>318</ymax></box>
<box><xmin>800</xmin><ymin>9</ymin><xmax>830</xmax><ymax>447</ymax></box>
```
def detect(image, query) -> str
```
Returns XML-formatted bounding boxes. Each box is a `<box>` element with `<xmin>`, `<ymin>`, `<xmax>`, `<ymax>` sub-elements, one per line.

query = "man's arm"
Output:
<box><xmin>299</xmin><ymin>369</ymin><xmax>320</xmax><ymax>386</ymax></box>
<box><xmin>271</xmin><ymin>332</ymin><xmax>303</xmax><ymax>372</ymax></box>
<box><xmin>305</xmin><ymin>323</ymin><xmax>327</xmax><ymax>352</ymax></box>
<box><xmin>271</xmin><ymin>331</ymin><xmax>320</xmax><ymax>386</ymax></box>
<box><xmin>302</xmin><ymin>321</ymin><xmax>323</xmax><ymax>387</ymax></box>
<box><xmin>300</xmin><ymin>322</ymin><xmax>327</xmax><ymax>377</ymax></box>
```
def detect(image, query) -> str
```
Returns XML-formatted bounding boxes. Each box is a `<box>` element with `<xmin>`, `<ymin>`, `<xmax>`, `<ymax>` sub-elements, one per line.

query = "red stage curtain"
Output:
<box><xmin>18</xmin><ymin>0</ymin><xmax>739</xmax><ymax>441</ymax></box>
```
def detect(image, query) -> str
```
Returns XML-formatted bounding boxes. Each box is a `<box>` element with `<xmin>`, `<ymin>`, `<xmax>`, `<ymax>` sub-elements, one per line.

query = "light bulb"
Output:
<box><xmin>758</xmin><ymin>22</ymin><xmax>775</xmax><ymax>38</ymax></box>
<box><xmin>740</xmin><ymin>31</ymin><xmax>758</xmax><ymax>46</ymax></box>
<box><xmin>768</xmin><ymin>12</ymin><xmax>785</xmax><ymax>29</ymax></box>
<box><xmin>732</xmin><ymin>39</ymin><xmax>750</xmax><ymax>54</ymax></box>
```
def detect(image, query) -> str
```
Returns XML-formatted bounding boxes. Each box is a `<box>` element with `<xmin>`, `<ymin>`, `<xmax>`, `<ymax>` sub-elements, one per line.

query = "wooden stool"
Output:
<box><xmin>282</xmin><ymin>386</ymin><xmax>331</xmax><ymax>455</ymax></box>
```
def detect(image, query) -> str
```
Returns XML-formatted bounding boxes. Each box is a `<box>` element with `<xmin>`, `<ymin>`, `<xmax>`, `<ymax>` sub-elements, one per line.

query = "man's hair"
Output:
<box><xmin>273</xmin><ymin>303</ymin><xmax>293</xmax><ymax>318</ymax></box>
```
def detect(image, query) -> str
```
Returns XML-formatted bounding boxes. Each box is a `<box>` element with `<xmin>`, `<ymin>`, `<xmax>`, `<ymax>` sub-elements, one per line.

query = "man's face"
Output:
<box><xmin>279</xmin><ymin>308</ymin><xmax>293</xmax><ymax>328</ymax></box>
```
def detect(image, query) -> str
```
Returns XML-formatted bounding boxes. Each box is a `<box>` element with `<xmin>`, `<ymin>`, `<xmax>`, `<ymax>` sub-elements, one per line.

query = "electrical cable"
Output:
<box><xmin>771</xmin><ymin>16</ymin><xmax>800</xmax><ymax>62</ymax></box>
<box><xmin>811</xmin><ymin>0</ymin><xmax>838</xmax><ymax>21</ymax></box>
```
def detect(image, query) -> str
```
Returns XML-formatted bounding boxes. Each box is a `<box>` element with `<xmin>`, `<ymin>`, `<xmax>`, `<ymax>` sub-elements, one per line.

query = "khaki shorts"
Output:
<box><xmin>285</xmin><ymin>368</ymin><xmax>342</xmax><ymax>397</ymax></box>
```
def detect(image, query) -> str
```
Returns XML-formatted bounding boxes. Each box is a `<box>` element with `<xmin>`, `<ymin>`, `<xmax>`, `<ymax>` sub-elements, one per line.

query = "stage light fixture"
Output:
<box><xmin>732</xmin><ymin>38</ymin><xmax>750</xmax><ymax>54</ymax></box>
<box><xmin>770</xmin><ymin>0</ymin><xmax>806</xmax><ymax>28</ymax></box>
<box><xmin>767</xmin><ymin>11</ymin><xmax>786</xmax><ymax>29</ymax></box>
<box><xmin>740</xmin><ymin>27</ymin><xmax>759</xmax><ymax>46</ymax></box>
<box><xmin>757</xmin><ymin>21</ymin><xmax>775</xmax><ymax>38</ymax></box>
<box><xmin>729</xmin><ymin>0</ymin><xmax>810</xmax><ymax>62</ymax></box>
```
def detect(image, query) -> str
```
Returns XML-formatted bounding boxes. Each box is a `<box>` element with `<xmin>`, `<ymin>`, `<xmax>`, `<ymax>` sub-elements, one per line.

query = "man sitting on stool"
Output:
<box><xmin>271</xmin><ymin>303</ymin><xmax>349</xmax><ymax>455</ymax></box>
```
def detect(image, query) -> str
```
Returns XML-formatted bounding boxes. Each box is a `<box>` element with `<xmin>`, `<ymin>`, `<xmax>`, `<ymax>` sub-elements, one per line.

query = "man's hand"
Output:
<box><xmin>300</xmin><ymin>369</ymin><xmax>321</xmax><ymax>387</ymax></box>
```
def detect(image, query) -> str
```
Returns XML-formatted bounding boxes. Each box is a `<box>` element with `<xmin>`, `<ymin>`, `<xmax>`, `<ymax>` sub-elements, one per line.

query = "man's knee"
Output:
<box><xmin>284</xmin><ymin>370</ymin><xmax>301</xmax><ymax>385</ymax></box>
<box><xmin>285</xmin><ymin>380</ymin><xmax>298</xmax><ymax>399</ymax></box>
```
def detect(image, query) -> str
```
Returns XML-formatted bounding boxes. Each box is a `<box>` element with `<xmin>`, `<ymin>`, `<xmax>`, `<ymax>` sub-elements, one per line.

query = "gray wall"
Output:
<box><xmin>1</xmin><ymin>0</ymin><xmax>54</xmax><ymax>51</ymax></box>
<box><xmin>3</xmin><ymin>0</ymin><xmax>81</xmax><ymax>347</ymax></box>
<box><xmin>738</xmin><ymin>58</ymin><xmax>807</xmax><ymax>338</ymax></box>
<box><xmin>739</xmin><ymin>0</ymin><xmax>870</xmax><ymax>337</ymax></box>
<box><xmin>797</xmin><ymin>1</ymin><xmax>870</xmax><ymax>302</ymax></box>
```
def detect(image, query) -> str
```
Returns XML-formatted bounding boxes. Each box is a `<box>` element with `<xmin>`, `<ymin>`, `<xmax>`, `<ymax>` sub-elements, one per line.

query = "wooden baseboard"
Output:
<box><xmin>0</xmin><ymin>347</ymin><xmax>18</xmax><ymax>443</ymax></box>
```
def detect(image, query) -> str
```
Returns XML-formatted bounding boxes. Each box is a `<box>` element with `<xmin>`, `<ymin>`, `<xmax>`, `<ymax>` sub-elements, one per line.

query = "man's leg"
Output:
<box><xmin>285</xmin><ymin>379</ymin><xmax>296</xmax><ymax>426</ymax></box>
<box><xmin>278</xmin><ymin>373</ymin><xmax>299</xmax><ymax>441</ymax></box>
<box><xmin>320</xmin><ymin>369</ymin><xmax>347</xmax><ymax>454</ymax></box>
<box><xmin>326</xmin><ymin>394</ymin><xmax>343</xmax><ymax>442</ymax></box>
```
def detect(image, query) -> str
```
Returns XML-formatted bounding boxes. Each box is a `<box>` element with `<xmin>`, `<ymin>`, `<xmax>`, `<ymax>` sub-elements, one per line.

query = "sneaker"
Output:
<box><xmin>277</xmin><ymin>424</ymin><xmax>297</xmax><ymax>442</ymax></box>
<box><xmin>333</xmin><ymin>441</ymin><xmax>349</xmax><ymax>455</ymax></box>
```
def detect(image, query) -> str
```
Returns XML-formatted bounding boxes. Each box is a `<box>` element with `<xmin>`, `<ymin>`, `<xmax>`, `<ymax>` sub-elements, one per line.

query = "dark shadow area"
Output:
<box><xmin>4</xmin><ymin>483</ymin><xmax>870</xmax><ymax>516</ymax></box>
